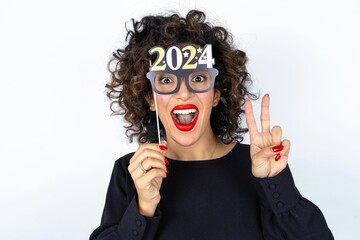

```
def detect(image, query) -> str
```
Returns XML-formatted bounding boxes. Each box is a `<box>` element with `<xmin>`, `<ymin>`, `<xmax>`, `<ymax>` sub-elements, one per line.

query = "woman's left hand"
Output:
<box><xmin>244</xmin><ymin>94</ymin><xmax>291</xmax><ymax>178</ymax></box>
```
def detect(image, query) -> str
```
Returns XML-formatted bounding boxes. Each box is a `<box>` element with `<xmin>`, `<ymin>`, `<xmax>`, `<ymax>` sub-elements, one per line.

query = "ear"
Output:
<box><xmin>145</xmin><ymin>94</ymin><xmax>156</xmax><ymax>111</ymax></box>
<box><xmin>213</xmin><ymin>90</ymin><xmax>221</xmax><ymax>107</ymax></box>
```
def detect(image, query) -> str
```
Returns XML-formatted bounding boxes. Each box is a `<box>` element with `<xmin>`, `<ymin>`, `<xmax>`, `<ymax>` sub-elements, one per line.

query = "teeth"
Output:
<box><xmin>173</xmin><ymin>109</ymin><xmax>197</xmax><ymax>114</ymax></box>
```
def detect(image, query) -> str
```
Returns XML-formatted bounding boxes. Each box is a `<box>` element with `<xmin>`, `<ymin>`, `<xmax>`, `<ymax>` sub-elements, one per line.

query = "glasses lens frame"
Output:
<box><xmin>146</xmin><ymin>68</ymin><xmax>219</xmax><ymax>95</ymax></box>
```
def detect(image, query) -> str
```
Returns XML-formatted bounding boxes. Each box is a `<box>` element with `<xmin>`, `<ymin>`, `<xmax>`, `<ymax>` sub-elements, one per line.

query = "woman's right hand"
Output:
<box><xmin>128</xmin><ymin>143</ymin><xmax>168</xmax><ymax>217</ymax></box>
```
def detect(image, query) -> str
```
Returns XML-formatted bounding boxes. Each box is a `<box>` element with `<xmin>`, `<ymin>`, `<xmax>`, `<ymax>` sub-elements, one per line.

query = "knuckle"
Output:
<box><xmin>149</xmin><ymin>168</ymin><xmax>165</xmax><ymax>177</ymax></box>
<box><xmin>143</xmin><ymin>148</ymin><xmax>154</xmax><ymax>157</ymax></box>
<box><xmin>147</xmin><ymin>156</ymin><xmax>163</xmax><ymax>166</ymax></box>
<box><xmin>128</xmin><ymin>163</ymin><xmax>135</xmax><ymax>173</ymax></box>
<box><xmin>283</xmin><ymin>139</ymin><xmax>291</xmax><ymax>148</ymax></box>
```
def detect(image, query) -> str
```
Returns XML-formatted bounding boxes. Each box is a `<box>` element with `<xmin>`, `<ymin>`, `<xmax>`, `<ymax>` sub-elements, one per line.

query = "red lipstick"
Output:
<box><xmin>171</xmin><ymin>104</ymin><xmax>199</xmax><ymax>132</ymax></box>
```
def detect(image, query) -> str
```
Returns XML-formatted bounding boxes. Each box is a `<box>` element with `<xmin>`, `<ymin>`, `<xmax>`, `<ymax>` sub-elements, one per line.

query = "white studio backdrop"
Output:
<box><xmin>0</xmin><ymin>0</ymin><xmax>359</xmax><ymax>239</ymax></box>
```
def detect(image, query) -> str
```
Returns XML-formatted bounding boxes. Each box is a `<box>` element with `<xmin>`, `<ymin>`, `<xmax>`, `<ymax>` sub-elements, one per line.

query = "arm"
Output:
<box><xmin>89</xmin><ymin>155</ymin><xmax>164</xmax><ymax>240</ymax></box>
<box><xmin>245</xmin><ymin>94</ymin><xmax>334</xmax><ymax>239</ymax></box>
<box><xmin>252</xmin><ymin>165</ymin><xmax>334</xmax><ymax>239</ymax></box>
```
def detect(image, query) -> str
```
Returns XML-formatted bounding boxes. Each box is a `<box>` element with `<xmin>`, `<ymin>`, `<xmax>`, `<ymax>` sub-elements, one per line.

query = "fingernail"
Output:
<box><xmin>164</xmin><ymin>158</ymin><xmax>169</xmax><ymax>166</ymax></box>
<box><xmin>272</xmin><ymin>145</ymin><xmax>284</xmax><ymax>153</ymax></box>
<box><xmin>166</xmin><ymin>167</ymin><xmax>169</xmax><ymax>175</ymax></box>
<box><xmin>159</xmin><ymin>145</ymin><xmax>168</xmax><ymax>151</ymax></box>
<box><xmin>275</xmin><ymin>153</ymin><xmax>281</xmax><ymax>161</ymax></box>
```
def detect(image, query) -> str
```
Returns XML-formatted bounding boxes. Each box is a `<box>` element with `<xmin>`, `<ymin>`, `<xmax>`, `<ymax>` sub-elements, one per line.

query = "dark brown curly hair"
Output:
<box><xmin>106</xmin><ymin>10</ymin><xmax>257</xmax><ymax>144</ymax></box>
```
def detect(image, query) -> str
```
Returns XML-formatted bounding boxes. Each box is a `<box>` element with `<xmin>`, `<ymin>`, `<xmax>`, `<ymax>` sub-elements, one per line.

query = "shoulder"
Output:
<box><xmin>105</xmin><ymin>152</ymin><xmax>137</xmax><ymax>199</ymax></box>
<box><xmin>218</xmin><ymin>141</ymin><xmax>250</xmax><ymax>158</ymax></box>
<box><xmin>109</xmin><ymin>152</ymin><xmax>136</xmax><ymax>189</ymax></box>
<box><xmin>113</xmin><ymin>152</ymin><xmax>135</xmax><ymax>173</ymax></box>
<box><xmin>236</xmin><ymin>142</ymin><xmax>250</xmax><ymax>151</ymax></box>
<box><xmin>231</xmin><ymin>142</ymin><xmax>250</xmax><ymax>157</ymax></box>
<box><xmin>222</xmin><ymin>142</ymin><xmax>251</xmax><ymax>168</ymax></box>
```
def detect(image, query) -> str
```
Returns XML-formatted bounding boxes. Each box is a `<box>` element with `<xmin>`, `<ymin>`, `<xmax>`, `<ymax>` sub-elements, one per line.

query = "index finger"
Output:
<box><xmin>130</xmin><ymin>143</ymin><xmax>167</xmax><ymax>164</ymax></box>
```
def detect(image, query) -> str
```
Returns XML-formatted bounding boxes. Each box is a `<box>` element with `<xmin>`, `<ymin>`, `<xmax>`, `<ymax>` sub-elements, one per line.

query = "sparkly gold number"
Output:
<box><xmin>149</xmin><ymin>46</ymin><xmax>166</xmax><ymax>71</ymax></box>
<box><xmin>182</xmin><ymin>45</ymin><xmax>198</xmax><ymax>70</ymax></box>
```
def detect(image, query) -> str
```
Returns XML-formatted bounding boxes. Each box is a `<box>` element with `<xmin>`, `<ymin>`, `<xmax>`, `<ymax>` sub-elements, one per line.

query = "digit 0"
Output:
<box><xmin>166</xmin><ymin>46</ymin><xmax>183</xmax><ymax>70</ymax></box>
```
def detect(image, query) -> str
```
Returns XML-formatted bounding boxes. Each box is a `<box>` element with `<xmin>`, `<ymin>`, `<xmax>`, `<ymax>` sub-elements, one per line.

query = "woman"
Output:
<box><xmin>90</xmin><ymin>10</ymin><xmax>334</xmax><ymax>239</ymax></box>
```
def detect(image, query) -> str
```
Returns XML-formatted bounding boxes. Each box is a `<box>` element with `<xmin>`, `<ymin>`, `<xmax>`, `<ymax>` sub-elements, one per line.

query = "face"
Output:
<box><xmin>150</xmin><ymin>79</ymin><xmax>220</xmax><ymax>147</ymax></box>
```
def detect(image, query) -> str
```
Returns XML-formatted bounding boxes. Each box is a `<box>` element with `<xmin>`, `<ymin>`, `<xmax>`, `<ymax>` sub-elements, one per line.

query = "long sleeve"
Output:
<box><xmin>90</xmin><ymin>155</ymin><xmax>162</xmax><ymax>240</ymax></box>
<box><xmin>90</xmin><ymin>144</ymin><xmax>334</xmax><ymax>239</ymax></box>
<box><xmin>252</xmin><ymin>165</ymin><xmax>335</xmax><ymax>240</ymax></box>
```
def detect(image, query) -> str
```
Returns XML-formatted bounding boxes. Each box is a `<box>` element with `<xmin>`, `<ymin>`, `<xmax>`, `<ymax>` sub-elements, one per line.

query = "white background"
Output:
<box><xmin>0</xmin><ymin>0</ymin><xmax>359</xmax><ymax>239</ymax></box>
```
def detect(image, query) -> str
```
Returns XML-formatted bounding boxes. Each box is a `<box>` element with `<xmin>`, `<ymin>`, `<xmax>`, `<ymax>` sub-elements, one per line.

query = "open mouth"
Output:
<box><xmin>172</xmin><ymin>109</ymin><xmax>198</xmax><ymax>124</ymax></box>
<box><xmin>171</xmin><ymin>104</ymin><xmax>199</xmax><ymax>131</ymax></box>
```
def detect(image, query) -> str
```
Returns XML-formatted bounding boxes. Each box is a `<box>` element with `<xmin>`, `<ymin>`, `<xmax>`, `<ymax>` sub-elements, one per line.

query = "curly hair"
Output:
<box><xmin>106</xmin><ymin>9</ymin><xmax>257</xmax><ymax>144</ymax></box>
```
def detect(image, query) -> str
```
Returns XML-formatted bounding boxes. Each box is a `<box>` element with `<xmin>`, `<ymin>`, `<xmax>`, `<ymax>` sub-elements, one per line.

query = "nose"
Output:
<box><xmin>175</xmin><ymin>77</ymin><xmax>193</xmax><ymax>100</ymax></box>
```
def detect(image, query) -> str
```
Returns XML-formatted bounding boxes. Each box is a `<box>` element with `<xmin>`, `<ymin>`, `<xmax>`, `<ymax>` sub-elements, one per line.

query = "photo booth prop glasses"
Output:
<box><xmin>146</xmin><ymin>44</ymin><xmax>218</xmax><ymax>143</ymax></box>
<box><xmin>147</xmin><ymin>67</ymin><xmax>219</xmax><ymax>94</ymax></box>
<box><xmin>146</xmin><ymin>44</ymin><xmax>218</xmax><ymax>95</ymax></box>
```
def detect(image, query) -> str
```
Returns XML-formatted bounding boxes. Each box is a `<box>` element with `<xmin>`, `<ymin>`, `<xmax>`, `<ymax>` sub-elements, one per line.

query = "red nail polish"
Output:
<box><xmin>165</xmin><ymin>167</ymin><xmax>169</xmax><ymax>175</ymax></box>
<box><xmin>159</xmin><ymin>145</ymin><xmax>168</xmax><ymax>151</ymax></box>
<box><xmin>272</xmin><ymin>145</ymin><xmax>284</xmax><ymax>153</ymax></box>
<box><xmin>164</xmin><ymin>158</ymin><xmax>169</xmax><ymax>166</ymax></box>
<box><xmin>275</xmin><ymin>153</ymin><xmax>281</xmax><ymax>161</ymax></box>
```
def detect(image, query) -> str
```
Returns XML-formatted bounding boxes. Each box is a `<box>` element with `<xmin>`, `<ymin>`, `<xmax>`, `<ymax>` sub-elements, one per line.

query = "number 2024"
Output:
<box><xmin>148</xmin><ymin>44</ymin><xmax>215</xmax><ymax>71</ymax></box>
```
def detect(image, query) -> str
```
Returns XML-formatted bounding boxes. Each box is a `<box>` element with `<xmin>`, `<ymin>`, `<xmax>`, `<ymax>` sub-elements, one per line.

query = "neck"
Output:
<box><xmin>165</xmin><ymin>135</ymin><xmax>220</xmax><ymax>161</ymax></box>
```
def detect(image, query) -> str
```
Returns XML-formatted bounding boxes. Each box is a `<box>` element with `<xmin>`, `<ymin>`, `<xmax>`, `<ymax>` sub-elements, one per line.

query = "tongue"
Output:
<box><xmin>177</xmin><ymin>114</ymin><xmax>193</xmax><ymax>125</ymax></box>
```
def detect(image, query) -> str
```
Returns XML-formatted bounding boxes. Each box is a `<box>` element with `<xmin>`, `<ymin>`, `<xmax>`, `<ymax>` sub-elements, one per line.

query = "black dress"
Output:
<box><xmin>90</xmin><ymin>143</ymin><xmax>334</xmax><ymax>240</ymax></box>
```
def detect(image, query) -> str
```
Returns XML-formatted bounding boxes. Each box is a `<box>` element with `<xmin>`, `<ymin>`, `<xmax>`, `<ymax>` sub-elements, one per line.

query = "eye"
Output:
<box><xmin>159</xmin><ymin>77</ymin><xmax>173</xmax><ymax>84</ymax></box>
<box><xmin>192</xmin><ymin>75</ymin><xmax>206</xmax><ymax>82</ymax></box>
